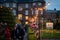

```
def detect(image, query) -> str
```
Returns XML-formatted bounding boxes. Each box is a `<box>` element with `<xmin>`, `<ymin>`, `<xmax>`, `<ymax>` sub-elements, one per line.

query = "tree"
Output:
<box><xmin>0</xmin><ymin>6</ymin><xmax>16</xmax><ymax>30</ymax></box>
<box><xmin>54</xmin><ymin>8</ymin><xmax>60</xmax><ymax>29</ymax></box>
<box><xmin>55</xmin><ymin>11</ymin><xmax>60</xmax><ymax>30</ymax></box>
<box><xmin>0</xmin><ymin>6</ymin><xmax>16</xmax><ymax>40</ymax></box>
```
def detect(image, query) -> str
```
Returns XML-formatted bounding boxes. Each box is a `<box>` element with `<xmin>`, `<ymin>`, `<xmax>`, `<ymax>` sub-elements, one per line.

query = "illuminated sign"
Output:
<box><xmin>46</xmin><ymin>22</ymin><xmax>53</xmax><ymax>29</ymax></box>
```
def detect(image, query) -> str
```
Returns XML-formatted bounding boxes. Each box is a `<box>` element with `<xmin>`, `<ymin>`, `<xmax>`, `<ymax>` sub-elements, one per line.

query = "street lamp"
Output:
<box><xmin>41</xmin><ymin>18</ymin><xmax>44</xmax><ymax>29</ymax></box>
<box><xmin>34</xmin><ymin>7</ymin><xmax>44</xmax><ymax>40</ymax></box>
<box><xmin>25</xmin><ymin>21</ymin><xmax>28</xmax><ymax>25</ymax></box>
<box><xmin>48</xmin><ymin>2</ymin><xmax>51</xmax><ymax>5</ymax></box>
<box><xmin>29</xmin><ymin>17</ymin><xmax>35</xmax><ymax>23</ymax></box>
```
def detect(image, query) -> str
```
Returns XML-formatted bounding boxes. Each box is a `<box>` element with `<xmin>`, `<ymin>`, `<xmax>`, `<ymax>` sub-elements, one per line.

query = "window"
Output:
<box><xmin>33</xmin><ymin>3</ymin><xmax>36</xmax><ymax>6</ymax></box>
<box><xmin>18</xmin><ymin>14</ymin><xmax>22</xmax><ymax>20</ymax></box>
<box><xmin>25</xmin><ymin>16</ymin><xmax>28</xmax><ymax>20</ymax></box>
<box><xmin>35</xmin><ymin>10</ymin><xmax>38</xmax><ymax>14</ymax></box>
<box><xmin>12</xmin><ymin>10</ymin><xmax>16</xmax><ymax>15</ymax></box>
<box><xmin>5</xmin><ymin>3</ymin><xmax>9</xmax><ymax>7</ymax></box>
<box><xmin>18</xmin><ymin>6</ymin><xmax>23</xmax><ymax>11</ymax></box>
<box><xmin>25</xmin><ymin>4</ymin><xmax>28</xmax><ymax>8</ymax></box>
<box><xmin>41</xmin><ymin>10</ymin><xmax>43</xmax><ymax>15</ymax></box>
<box><xmin>32</xmin><ymin>10</ymin><xmax>33</xmax><ymax>15</ymax></box>
<box><xmin>13</xmin><ymin>3</ymin><xmax>16</xmax><ymax>7</ymax></box>
<box><xmin>38</xmin><ymin>3</ymin><xmax>41</xmax><ymax>6</ymax></box>
<box><xmin>25</xmin><ymin>10</ymin><xmax>28</xmax><ymax>15</ymax></box>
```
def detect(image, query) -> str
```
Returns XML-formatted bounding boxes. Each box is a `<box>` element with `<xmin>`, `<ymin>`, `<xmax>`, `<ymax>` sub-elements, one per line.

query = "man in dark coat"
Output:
<box><xmin>15</xmin><ymin>24</ymin><xmax>25</xmax><ymax>40</ymax></box>
<box><xmin>11</xmin><ymin>29</ymin><xmax>16</xmax><ymax>40</ymax></box>
<box><xmin>24</xmin><ymin>24</ymin><xmax>29</xmax><ymax>33</ymax></box>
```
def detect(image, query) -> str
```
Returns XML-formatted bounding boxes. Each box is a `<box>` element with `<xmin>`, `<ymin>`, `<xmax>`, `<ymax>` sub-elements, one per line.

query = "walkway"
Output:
<box><xmin>24</xmin><ymin>32</ymin><xmax>28</xmax><ymax>40</ymax></box>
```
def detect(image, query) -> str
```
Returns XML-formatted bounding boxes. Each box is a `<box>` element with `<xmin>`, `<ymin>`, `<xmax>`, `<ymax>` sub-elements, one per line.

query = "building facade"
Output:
<box><xmin>0</xmin><ymin>0</ymin><xmax>46</xmax><ymax>25</ymax></box>
<box><xmin>44</xmin><ymin>10</ymin><xmax>56</xmax><ymax>22</ymax></box>
<box><xmin>0</xmin><ymin>0</ymin><xmax>17</xmax><ymax>16</ymax></box>
<box><xmin>17</xmin><ymin>0</ymin><xmax>46</xmax><ymax>25</ymax></box>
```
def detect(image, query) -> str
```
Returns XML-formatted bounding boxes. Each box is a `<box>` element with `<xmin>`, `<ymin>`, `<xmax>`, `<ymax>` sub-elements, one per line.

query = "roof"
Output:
<box><xmin>46</xmin><ymin>10</ymin><xmax>60</xmax><ymax>16</ymax></box>
<box><xmin>57</xmin><ymin>11</ymin><xmax>60</xmax><ymax>16</ymax></box>
<box><xmin>0</xmin><ymin>0</ymin><xmax>45</xmax><ymax>3</ymax></box>
<box><xmin>46</xmin><ymin>10</ymin><xmax>56</xmax><ymax>13</ymax></box>
<box><xmin>0</xmin><ymin>0</ymin><xmax>17</xmax><ymax>3</ymax></box>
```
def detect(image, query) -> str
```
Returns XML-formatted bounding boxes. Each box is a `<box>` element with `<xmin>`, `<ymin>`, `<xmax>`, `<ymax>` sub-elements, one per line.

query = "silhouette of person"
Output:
<box><xmin>15</xmin><ymin>24</ymin><xmax>25</xmax><ymax>40</ymax></box>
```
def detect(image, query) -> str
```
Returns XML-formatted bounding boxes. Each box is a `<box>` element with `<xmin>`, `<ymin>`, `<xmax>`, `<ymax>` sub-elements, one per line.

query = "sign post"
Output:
<box><xmin>46</xmin><ymin>22</ymin><xmax>53</xmax><ymax>29</ymax></box>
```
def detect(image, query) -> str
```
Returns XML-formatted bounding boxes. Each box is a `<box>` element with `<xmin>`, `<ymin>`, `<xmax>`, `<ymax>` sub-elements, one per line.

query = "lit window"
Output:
<box><xmin>41</xmin><ymin>10</ymin><xmax>43</xmax><ymax>15</ymax></box>
<box><xmin>31</xmin><ymin>8</ymin><xmax>33</xmax><ymax>15</ymax></box>
<box><xmin>35</xmin><ymin>10</ymin><xmax>38</xmax><ymax>14</ymax></box>
<box><xmin>13</xmin><ymin>3</ymin><xmax>16</xmax><ymax>7</ymax></box>
<box><xmin>25</xmin><ymin>10</ymin><xmax>28</xmax><ymax>15</ymax></box>
<box><xmin>25</xmin><ymin>16</ymin><xmax>28</xmax><ymax>20</ymax></box>
<box><xmin>25</xmin><ymin>4</ymin><xmax>28</xmax><ymax>8</ymax></box>
<box><xmin>38</xmin><ymin>3</ymin><xmax>41</xmax><ymax>6</ymax></box>
<box><xmin>25</xmin><ymin>21</ymin><xmax>28</xmax><ymax>24</ymax></box>
<box><xmin>5</xmin><ymin>3</ymin><xmax>9</xmax><ymax>7</ymax></box>
<box><xmin>33</xmin><ymin>3</ymin><xmax>36</xmax><ymax>6</ymax></box>
<box><xmin>12</xmin><ymin>10</ymin><xmax>16</xmax><ymax>15</ymax></box>
<box><xmin>18</xmin><ymin>14</ymin><xmax>22</xmax><ymax>20</ymax></box>
<box><xmin>18</xmin><ymin>6</ymin><xmax>23</xmax><ymax>11</ymax></box>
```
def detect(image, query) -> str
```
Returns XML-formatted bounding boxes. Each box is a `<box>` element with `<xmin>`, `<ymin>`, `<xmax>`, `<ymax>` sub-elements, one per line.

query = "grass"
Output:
<box><xmin>28</xmin><ymin>27</ymin><xmax>60</xmax><ymax>40</ymax></box>
<box><xmin>41</xmin><ymin>29</ymin><xmax>60</xmax><ymax>38</ymax></box>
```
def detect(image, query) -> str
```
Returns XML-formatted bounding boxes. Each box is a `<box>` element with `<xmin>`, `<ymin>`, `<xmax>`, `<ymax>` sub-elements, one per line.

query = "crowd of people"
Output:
<box><xmin>5</xmin><ymin>24</ymin><xmax>26</xmax><ymax>40</ymax></box>
<box><xmin>0</xmin><ymin>22</ymin><xmax>27</xmax><ymax>40</ymax></box>
<box><xmin>0</xmin><ymin>22</ymin><xmax>39</xmax><ymax>40</ymax></box>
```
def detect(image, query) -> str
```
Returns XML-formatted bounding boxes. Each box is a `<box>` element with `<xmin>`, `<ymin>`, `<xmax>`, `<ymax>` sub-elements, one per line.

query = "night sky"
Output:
<box><xmin>46</xmin><ymin>0</ymin><xmax>60</xmax><ymax>10</ymax></box>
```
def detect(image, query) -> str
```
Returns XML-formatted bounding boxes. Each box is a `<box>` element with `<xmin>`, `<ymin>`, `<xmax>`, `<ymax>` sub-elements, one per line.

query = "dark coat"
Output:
<box><xmin>5</xmin><ymin>28</ymin><xmax>10</xmax><ymax>40</ymax></box>
<box><xmin>15</xmin><ymin>24</ymin><xmax>25</xmax><ymax>39</ymax></box>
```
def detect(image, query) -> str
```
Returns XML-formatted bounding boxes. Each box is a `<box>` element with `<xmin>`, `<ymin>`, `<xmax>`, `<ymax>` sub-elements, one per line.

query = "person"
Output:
<box><xmin>11</xmin><ymin>29</ymin><xmax>16</xmax><ymax>40</ymax></box>
<box><xmin>15</xmin><ymin>24</ymin><xmax>25</xmax><ymax>40</ymax></box>
<box><xmin>11</xmin><ymin>24</ymin><xmax>18</xmax><ymax>40</ymax></box>
<box><xmin>5</xmin><ymin>27</ymin><xmax>11</xmax><ymax>40</ymax></box>
<box><xmin>24</xmin><ymin>25</ymin><xmax>28</xmax><ymax>32</ymax></box>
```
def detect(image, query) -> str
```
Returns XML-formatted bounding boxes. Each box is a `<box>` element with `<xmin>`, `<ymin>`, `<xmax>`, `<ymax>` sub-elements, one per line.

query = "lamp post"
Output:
<box><xmin>35</xmin><ymin>8</ymin><xmax>43</xmax><ymax>40</ymax></box>
<box><xmin>47</xmin><ymin>0</ymin><xmax>51</xmax><ymax>5</ymax></box>
<box><xmin>41</xmin><ymin>18</ymin><xmax>44</xmax><ymax>29</ymax></box>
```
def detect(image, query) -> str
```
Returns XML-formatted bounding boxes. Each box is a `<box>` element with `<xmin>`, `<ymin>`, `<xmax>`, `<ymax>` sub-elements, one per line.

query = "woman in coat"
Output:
<box><xmin>5</xmin><ymin>27</ymin><xmax>11</xmax><ymax>40</ymax></box>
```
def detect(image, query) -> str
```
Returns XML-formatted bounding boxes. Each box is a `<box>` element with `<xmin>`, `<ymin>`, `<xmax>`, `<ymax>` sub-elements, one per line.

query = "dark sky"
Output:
<box><xmin>46</xmin><ymin>0</ymin><xmax>60</xmax><ymax>10</ymax></box>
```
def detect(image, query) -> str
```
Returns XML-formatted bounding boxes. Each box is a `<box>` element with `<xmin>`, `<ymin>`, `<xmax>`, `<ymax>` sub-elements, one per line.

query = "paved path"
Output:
<box><xmin>24</xmin><ymin>32</ymin><xmax>28</xmax><ymax>40</ymax></box>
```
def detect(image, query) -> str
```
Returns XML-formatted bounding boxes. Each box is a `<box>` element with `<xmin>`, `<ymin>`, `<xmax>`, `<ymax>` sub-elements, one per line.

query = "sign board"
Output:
<box><xmin>46</xmin><ymin>22</ymin><xmax>53</xmax><ymax>29</ymax></box>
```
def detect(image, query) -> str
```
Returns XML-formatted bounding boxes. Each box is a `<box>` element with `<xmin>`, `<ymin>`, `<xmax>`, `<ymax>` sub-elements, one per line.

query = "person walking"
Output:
<box><xmin>5</xmin><ymin>27</ymin><xmax>11</xmax><ymax>40</ymax></box>
<box><xmin>15</xmin><ymin>24</ymin><xmax>25</xmax><ymax>40</ymax></box>
<box><xmin>11</xmin><ymin>29</ymin><xmax>16</xmax><ymax>40</ymax></box>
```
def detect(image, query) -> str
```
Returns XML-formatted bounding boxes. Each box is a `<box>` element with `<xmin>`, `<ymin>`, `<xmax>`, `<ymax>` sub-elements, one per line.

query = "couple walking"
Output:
<box><xmin>5</xmin><ymin>24</ymin><xmax>26</xmax><ymax>40</ymax></box>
